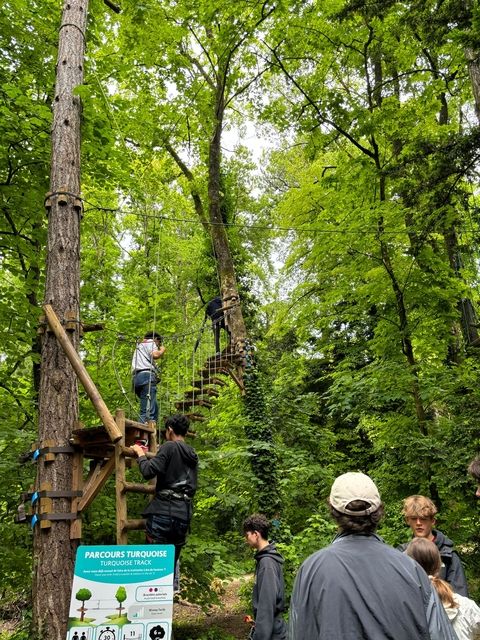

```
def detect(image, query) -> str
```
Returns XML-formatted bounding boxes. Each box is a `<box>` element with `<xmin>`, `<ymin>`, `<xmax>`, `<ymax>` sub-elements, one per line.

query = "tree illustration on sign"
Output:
<box><xmin>115</xmin><ymin>585</ymin><xmax>127</xmax><ymax>617</ymax></box>
<box><xmin>75</xmin><ymin>588</ymin><xmax>92</xmax><ymax>622</ymax></box>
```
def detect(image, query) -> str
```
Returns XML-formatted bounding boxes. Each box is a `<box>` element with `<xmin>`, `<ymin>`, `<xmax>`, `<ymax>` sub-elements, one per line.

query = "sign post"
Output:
<box><xmin>66</xmin><ymin>545</ymin><xmax>175</xmax><ymax>640</ymax></box>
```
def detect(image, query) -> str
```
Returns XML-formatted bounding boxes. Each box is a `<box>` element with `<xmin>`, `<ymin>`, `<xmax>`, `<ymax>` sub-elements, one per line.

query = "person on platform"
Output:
<box><xmin>205</xmin><ymin>296</ymin><xmax>231</xmax><ymax>356</ymax></box>
<box><xmin>131</xmin><ymin>331</ymin><xmax>166</xmax><ymax>424</ymax></box>
<box><xmin>131</xmin><ymin>414</ymin><xmax>197</xmax><ymax>569</ymax></box>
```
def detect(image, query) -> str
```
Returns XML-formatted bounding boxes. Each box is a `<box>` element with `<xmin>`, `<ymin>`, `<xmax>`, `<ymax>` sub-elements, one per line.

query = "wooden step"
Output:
<box><xmin>193</xmin><ymin>377</ymin><xmax>227</xmax><ymax>387</ymax></box>
<box><xmin>184</xmin><ymin>413</ymin><xmax>205</xmax><ymax>423</ymax></box>
<box><xmin>175</xmin><ymin>398</ymin><xmax>213</xmax><ymax>409</ymax></box>
<box><xmin>122</xmin><ymin>518</ymin><xmax>146</xmax><ymax>532</ymax></box>
<box><xmin>200</xmin><ymin>367</ymin><xmax>231</xmax><ymax>378</ymax></box>
<box><xmin>184</xmin><ymin>387</ymin><xmax>220</xmax><ymax>398</ymax></box>
<box><xmin>122</xmin><ymin>481</ymin><xmax>155</xmax><ymax>495</ymax></box>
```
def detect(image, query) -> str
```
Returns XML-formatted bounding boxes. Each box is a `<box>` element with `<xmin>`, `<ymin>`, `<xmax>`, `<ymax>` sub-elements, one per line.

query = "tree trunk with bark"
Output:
<box><xmin>32</xmin><ymin>1</ymin><xmax>88</xmax><ymax>638</ymax></box>
<box><xmin>208</xmin><ymin>81</ymin><xmax>247</xmax><ymax>359</ymax></box>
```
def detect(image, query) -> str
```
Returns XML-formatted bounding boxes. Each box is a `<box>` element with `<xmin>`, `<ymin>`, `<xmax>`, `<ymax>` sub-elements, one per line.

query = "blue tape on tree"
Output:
<box><xmin>32</xmin><ymin>449</ymin><xmax>40</xmax><ymax>461</ymax></box>
<box><xmin>31</xmin><ymin>492</ymin><xmax>39</xmax><ymax>505</ymax></box>
<box><xmin>30</xmin><ymin>514</ymin><xmax>38</xmax><ymax>528</ymax></box>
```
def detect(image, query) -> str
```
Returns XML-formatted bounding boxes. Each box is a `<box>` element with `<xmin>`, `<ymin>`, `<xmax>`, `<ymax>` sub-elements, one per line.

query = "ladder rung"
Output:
<box><xmin>122</xmin><ymin>518</ymin><xmax>146</xmax><ymax>531</ymax></box>
<box><xmin>122</xmin><ymin>481</ymin><xmax>155</xmax><ymax>495</ymax></box>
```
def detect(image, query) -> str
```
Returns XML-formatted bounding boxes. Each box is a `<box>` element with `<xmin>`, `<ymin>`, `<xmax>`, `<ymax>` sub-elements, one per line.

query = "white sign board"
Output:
<box><xmin>66</xmin><ymin>545</ymin><xmax>175</xmax><ymax>640</ymax></box>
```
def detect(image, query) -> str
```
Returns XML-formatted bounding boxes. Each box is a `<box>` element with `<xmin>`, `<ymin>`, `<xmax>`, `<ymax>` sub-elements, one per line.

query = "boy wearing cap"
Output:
<box><xmin>289</xmin><ymin>472</ymin><xmax>457</xmax><ymax>640</ymax></box>
<box><xmin>398</xmin><ymin>495</ymin><xmax>468</xmax><ymax>596</ymax></box>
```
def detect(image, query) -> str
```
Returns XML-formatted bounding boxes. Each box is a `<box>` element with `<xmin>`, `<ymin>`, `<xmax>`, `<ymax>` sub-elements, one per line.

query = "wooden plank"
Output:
<box><xmin>39</xmin><ymin>481</ymin><xmax>52</xmax><ymax>529</ymax></box>
<box><xmin>122</xmin><ymin>481</ymin><xmax>155</xmax><ymax>495</ymax></box>
<box><xmin>175</xmin><ymin>398</ymin><xmax>212</xmax><ymax>409</ymax></box>
<box><xmin>115</xmin><ymin>409</ymin><xmax>128</xmax><ymax>544</ymax></box>
<box><xmin>123</xmin><ymin>519</ymin><xmax>146</xmax><ymax>531</ymax></box>
<box><xmin>193</xmin><ymin>377</ymin><xmax>227</xmax><ymax>387</ymax></box>
<box><xmin>43</xmin><ymin>304</ymin><xmax>122</xmax><ymax>443</ymax></box>
<box><xmin>77</xmin><ymin>456</ymin><xmax>115</xmax><ymax>511</ymax></box>
<box><xmin>70</xmin><ymin>450</ymin><xmax>83</xmax><ymax>539</ymax></box>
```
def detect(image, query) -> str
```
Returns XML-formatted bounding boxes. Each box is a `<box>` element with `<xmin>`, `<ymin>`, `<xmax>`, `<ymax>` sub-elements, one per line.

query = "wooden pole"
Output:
<box><xmin>43</xmin><ymin>304</ymin><xmax>122</xmax><ymax>443</ymax></box>
<box><xmin>115</xmin><ymin>409</ymin><xmax>128</xmax><ymax>544</ymax></box>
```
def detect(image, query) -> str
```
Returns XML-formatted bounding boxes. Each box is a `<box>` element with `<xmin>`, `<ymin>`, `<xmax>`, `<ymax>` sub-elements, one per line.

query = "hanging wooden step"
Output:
<box><xmin>200</xmin><ymin>367</ymin><xmax>231</xmax><ymax>378</ymax></box>
<box><xmin>175</xmin><ymin>398</ymin><xmax>213</xmax><ymax>410</ymax></box>
<box><xmin>206</xmin><ymin>353</ymin><xmax>243</xmax><ymax>366</ymax></box>
<box><xmin>184</xmin><ymin>413</ymin><xmax>206</xmax><ymax>423</ymax></box>
<box><xmin>193</xmin><ymin>377</ymin><xmax>227</xmax><ymax>387</ymax></box>
<box><xmin>184</xmin><ymin>387</ymin><xmax>220</xmax><ymax>399</ymax></box>
<box><xmin>205</xmin><ymin>357</ymin><xmax>235</xmax><ymax>370</ymax></box>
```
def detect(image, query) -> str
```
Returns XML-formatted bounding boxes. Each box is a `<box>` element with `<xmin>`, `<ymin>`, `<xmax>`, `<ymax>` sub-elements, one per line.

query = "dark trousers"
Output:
<box><xmin>145</xmin><ymin>514</ymin><xmax>189</xmax><ymax>568</ymax></box>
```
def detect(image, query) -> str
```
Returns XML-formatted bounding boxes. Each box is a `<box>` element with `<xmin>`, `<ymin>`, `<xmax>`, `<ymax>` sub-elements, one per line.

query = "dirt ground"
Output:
<box><xmin>173</xmin><ymin>576</ymin><xmax>252</xmax><ymax>639</ymax></box>
<box><xmin>0</xmin><ymin>577</ymin><xmax>251</xmax><ymax>640</ymax></box>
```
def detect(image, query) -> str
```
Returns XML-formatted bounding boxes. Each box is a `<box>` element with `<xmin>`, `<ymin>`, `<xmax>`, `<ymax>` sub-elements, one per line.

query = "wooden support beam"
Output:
<box><xmin>115</xmin><ymin>409</ymin><xmax>128</xmax><ymax>544</ymax></box>
<box><xmin>70</xmin><ymin>450</ymin><xmax>83</xmax><ymax>539</ymax></box>
<box><xmin>39</xmin><ymin>481</ymin><xmax>52</xmax><ymax>529</ymax></box>
<box><xmin>77</xmin><ymin>456</ymin><xmax>115</xmax><ymax>511</ymax></box>
<box><xmin>43</xmin><ymin>304</ymin><xmax>122</xmax><ymax>443</ymax></box>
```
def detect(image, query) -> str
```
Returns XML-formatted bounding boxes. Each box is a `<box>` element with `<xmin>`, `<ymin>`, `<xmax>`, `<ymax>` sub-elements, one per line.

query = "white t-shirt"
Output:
<box><xmin>131</xmin><ymin>339</ymin><xmax>157</xmax><ymax>373</ymax></box>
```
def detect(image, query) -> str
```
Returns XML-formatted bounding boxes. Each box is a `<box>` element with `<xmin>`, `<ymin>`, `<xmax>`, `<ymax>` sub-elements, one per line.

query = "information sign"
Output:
<box><xmin>66</xmin><ymin>545</ymin><xmax>175</xmax><ymax>640</ymax></box>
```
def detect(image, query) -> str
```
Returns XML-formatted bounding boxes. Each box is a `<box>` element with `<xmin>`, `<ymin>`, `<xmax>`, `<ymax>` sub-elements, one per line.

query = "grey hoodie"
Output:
<box><xmin>252</xmin><ymin>543</ymin><xmax>287</xmax><ymax>640</ymax></box>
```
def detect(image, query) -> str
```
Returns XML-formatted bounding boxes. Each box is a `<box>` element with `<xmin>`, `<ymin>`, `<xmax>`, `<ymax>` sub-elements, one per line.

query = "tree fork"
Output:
<box><xmin>33</xmin><ymin>1</ymin><xmax>88</xmax><ymax>638</ymax></box>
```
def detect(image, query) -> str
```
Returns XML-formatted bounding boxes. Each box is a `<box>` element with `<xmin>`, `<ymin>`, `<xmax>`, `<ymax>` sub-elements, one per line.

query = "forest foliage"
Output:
<box><xmin>2</xmin><ymin>0</ymin><xmax>480</xmax><ymax>632</ymax></box>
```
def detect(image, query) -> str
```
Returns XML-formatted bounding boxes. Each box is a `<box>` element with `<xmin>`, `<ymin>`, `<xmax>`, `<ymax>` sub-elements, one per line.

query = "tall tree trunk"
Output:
<box><xmin>208</xmin><ymin>81</ymin><xmax>247</xmax><ymax>358</ymax></box>
<box><xmin>32</xmin><ymin>1</ymin><xmax>87</xmax><ymax>638</ymax></box>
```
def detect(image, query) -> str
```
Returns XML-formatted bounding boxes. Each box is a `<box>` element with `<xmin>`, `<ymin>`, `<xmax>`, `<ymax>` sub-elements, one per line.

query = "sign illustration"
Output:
<box><xmin>66</xmin><ymin>545</ymin><xmax>175</xmax><ymax>640</ymax></box>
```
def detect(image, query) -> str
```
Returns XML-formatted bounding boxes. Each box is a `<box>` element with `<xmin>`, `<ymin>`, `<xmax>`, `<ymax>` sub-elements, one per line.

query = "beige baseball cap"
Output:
<box><xmin>329</xmin><ymin>472</ymin><xmax>381</xmax><ymax>515</ymax></box>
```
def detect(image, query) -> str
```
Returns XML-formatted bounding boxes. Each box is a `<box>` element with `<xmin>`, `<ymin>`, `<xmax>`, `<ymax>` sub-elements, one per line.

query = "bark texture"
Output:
<box><xmin>32</xmin><ymin>1</ymin><xmax>88</xmax><ymax>638</ymax></box>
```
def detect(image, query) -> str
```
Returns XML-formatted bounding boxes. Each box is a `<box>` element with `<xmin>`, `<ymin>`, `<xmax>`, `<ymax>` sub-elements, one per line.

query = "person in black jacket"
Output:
<box><xmin>131</xmin><ymin>414</ymin><xmax>198</xmax><ymax>568</ymax></box>
<box><xmin>205</xmin><ymin>296</ymin><xmax>231</xmax><ymax>355</ymax></box>
<box><xmin>243</xmin><ymin>514</ymin><xmax>287</xmax><ymax>640</ymax></box>
<box><xmin>398</xmin><ymin>494</ymin><xmax>468</xmax><ymax>596</ymax></box>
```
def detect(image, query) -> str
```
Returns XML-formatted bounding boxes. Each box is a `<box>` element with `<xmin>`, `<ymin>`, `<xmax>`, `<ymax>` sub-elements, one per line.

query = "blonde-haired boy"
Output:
<box><xmin>398</xmin><ymin>495</ymin><xmax>468</xmax><ymax>596</ymax></box>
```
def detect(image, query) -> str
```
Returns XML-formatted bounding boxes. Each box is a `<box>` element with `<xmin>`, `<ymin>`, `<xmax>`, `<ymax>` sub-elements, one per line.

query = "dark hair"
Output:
<box><xmin>144</xmin><ymin>331</ymin><xmax>162</xmax><ymax>340</ymax></box>
<box><xmin>165</xmin><ymin>414</ymin><xmax>190</xmax><ymax>436</ymax></box>
<box><xmin>329</xmin><ymin>500</ymin><xmax>384</xmax><ymax>534</ymax></box>
<box><xmin>243</xmin><ymin>513</ymin><xmax>270</xmax><ymax>540</ymax></box>
<box><xmin>468</xmin><ymin>456</ymin><xmax>480</xmax><ymax>481</ymax></box>
<box><xmin>405</xmin><ymin>538</ymin><xmax>457</xmax><ymax>608</ymax></box>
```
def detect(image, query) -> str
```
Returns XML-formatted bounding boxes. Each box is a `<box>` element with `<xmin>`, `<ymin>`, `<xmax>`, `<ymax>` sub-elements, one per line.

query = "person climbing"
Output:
<box><xmin>398</xmin><ymin>495</ymin><xmax>468</xmax><ymax>596</ymax></box>
<box><xmin>131</xmin><ymin>331</ymin><xmax>166</xmax><ymax>424</ymax></box>
<box><xmin>406</xmin><ymin>537</ymin><xmax>480</xmax><ymax>639</ymax></box>
<box><xmin>243</xmin><ymin>513</ymin><xmax>287</xmax><ymax>640</ymax></box>
<box><xmin>131</xmin><ymin>414</ymin><xmax>198</xmax><ymax>572</ymax></box>
<box><xmin>205</xmin><ymin>296</ymin><xmax>231</xmax><ymax>355</ymax></box>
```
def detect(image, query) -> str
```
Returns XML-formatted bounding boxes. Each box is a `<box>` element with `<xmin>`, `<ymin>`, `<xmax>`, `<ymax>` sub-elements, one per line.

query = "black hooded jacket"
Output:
<box><xmin>252</xmin><ymin>543</ymin><xmax>287</xmax><ymax>640</ymax></box>
<box><xmin>398</xmin><ymin>528</ymin><xmax>468</xmax><ymax>596</ymax></box>
<box><xmin>137</xmin><ymin>440</ymin><xmax>198</xmax><ymax>521</ymax></box>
